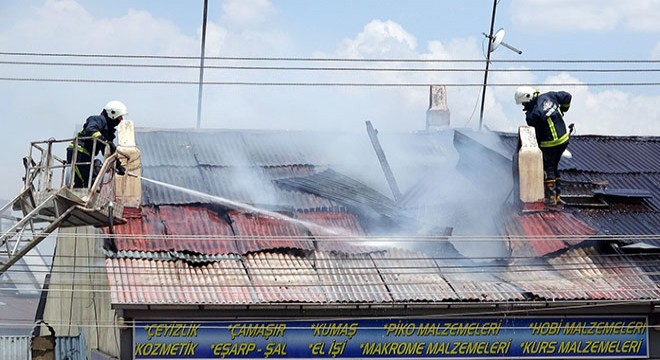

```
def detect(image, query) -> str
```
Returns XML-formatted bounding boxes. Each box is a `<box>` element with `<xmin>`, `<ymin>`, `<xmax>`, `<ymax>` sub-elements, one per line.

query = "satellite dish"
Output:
<box><xmin>483</xmin><ymin>27</ymin><xmax>523</xmax><ymax>55</ymax></box>
<box><xmin>490</xmin><ymin>28</ymin><xmax>505</xmax><ymax>52</ymax></box>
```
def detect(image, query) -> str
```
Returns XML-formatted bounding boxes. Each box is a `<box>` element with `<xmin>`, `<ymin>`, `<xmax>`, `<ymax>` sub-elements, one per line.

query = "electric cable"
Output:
<box><xmin>1</xmin><ymin>60</ymin><xmax>659</xmax><ymax>73</ymax></box>
<box><xmin>2</xmin><ymin>51</ymin><xmax>660</xmax><ymax>63</ymax></box>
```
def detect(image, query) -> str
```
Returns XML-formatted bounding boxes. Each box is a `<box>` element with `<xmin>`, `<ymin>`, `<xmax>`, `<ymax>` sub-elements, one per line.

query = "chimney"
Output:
<box><xmin>513</xmin><ymin>126</ymin><xmax>544</xmax><ymax>212</ymax></box>
<box><xmin>425</xmin><ymin>85</ymin><xmax>450</xmax><ymax>131</ymax></box>
<box><xmin>115</xmin><ymin>120</ymin><xmax>141</xmax><ymax>209</ymax></box>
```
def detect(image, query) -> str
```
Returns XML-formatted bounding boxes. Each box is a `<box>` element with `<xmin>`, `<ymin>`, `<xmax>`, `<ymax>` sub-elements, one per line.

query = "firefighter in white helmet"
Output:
<box><xmin>515</xmin><ymin>86</ymin><xmax>572</xmax><ymax>207</ymax></box>
<box><xmin>66</xmin><ymin>100</ymin><xmax>128</xmax><ymax>188</ymax></box>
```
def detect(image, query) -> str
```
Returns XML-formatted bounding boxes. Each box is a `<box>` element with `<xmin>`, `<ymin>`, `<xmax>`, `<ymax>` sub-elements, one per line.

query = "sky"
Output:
<box><xmin>0</xmin><ymin>0</ymin><xmax>659</xmax><ymax>199</ymax></box>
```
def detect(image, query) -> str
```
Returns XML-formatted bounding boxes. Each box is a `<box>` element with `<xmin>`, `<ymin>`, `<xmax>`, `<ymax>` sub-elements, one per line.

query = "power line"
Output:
<box><xmin>2</xmin><ymin>51</ymin><xmax>660</xmax><ymax>63</ymax></box>
<box><xmin>1</xmin><ymin>77</ymin><xmax>659</xmax><ymax>87</ymax></box>
<box><xmin>2</xmin><ymin>60</ymin><xmax>659</xmax><ymax>73</ymax></box>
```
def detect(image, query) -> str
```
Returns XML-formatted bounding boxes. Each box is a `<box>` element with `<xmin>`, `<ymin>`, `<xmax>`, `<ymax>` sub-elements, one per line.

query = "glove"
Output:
<box><xmin>108</xmin><ymin>142</ymin><xmax>117</xmax><ymax>154</ymax></box>
<box><xmin>115</xmin><ymin>162</ymin><xmax>126</xmax><ymax>176</ymax></box>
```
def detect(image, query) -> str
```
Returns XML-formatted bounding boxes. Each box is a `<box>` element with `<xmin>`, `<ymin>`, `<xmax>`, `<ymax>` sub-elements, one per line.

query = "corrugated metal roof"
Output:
<box><xmin>102</xmin><ymin>129</ymin><xmax>660</xmax><ymax>307</ymax></box>
<box><xmin>106</xmin><ymin>257</ymin><xmax>254</xmax><ymax>305</ymax></box>
<box><xmin>142</xmin><ymin>165</ymin><xmax>342</xmax><ymax>210</ymax></box>
<box><xmin>499</xmin><ymin>259</ymin><xmax>593</xmax><ymax>300</ymax></box>
<box><xmin>497</xmin><ymin>134</ymin><xmax>660</xmax><ymax>173</ymax></box>
<box><xmin>229</xmin><ymin>211</ymin><xmax>315</xmax><ymax>253</ymax></box>
<box><xmin>135</xmin><ymin>128</ymin><xmax>453</xmax><ymax>208</ymax></box>
<box><xmin>503</xmin><ymin>211</ymin><xmax>598</xmax><ymax>257</ymax></box>
<box><xmin>548</xmin><ymin>247</ymin><xmax>660</xmax><ymax>300</ymax></box>
<box><xmin>296</xmin><ymin>211</ymin><xmax>380</xmax><ymax>254</ymax></box>
<box><xmin>0</xmin><ymin>336</ymin><xmax>30</xmax><ymax>360</ymax></box>
<box><xmin>276</xmin><ymin>169</ymin><xmax>398</xmax><ymax>217</ymax></box>
<box><xmin>136</xmin><ymin>129</ymin><xmax>450</xmax><ymax>169</ymax></box>
<box><xmin>110</xmin><ymin>206</ymin><xmax>238</xmax><ymax>254</ymax></box>
<box><xmin>314</xmin><ymin>251</ymin><xmax>392</xmax><ymax>303</ymax></box>
<box><xmin>576</xmin><ymin>211</ymin><xmax>660</xmax><ymax>237</ymax></box>
<box><xmin>370</xmin><ymin>248</ymin><xmax>456</xmax><ymax>302</ymax></box>
<box><xmin>244</xmin><ymin>251</ymin><xmax>325</xmax><ymax>303</ymax></box>
<box><xmin>56</xmin><ymin>334</ymin><xmax>85</xmax><ymax>360</ymax></box>
<box><xmin>434</xmin><ymin>258</ymin><xmax>526</xmax><ymax>302</ymax></box>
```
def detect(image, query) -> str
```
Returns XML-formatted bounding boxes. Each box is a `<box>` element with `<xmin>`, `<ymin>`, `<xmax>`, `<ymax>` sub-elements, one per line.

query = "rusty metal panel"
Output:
<box><xmin>314</xmin><ymin>251</ymin><xmax>391</xmax><ymax>303</ymax></box>
<box><xmin>370</xmin><ymin>248</ymin><xmax>456</xmax><ymax>302</ymax></box>
<box><xmin>230</xmin><ymin>212</ymin><xmax>314</xmax><ymax>254</ymax></box>
<box><xmin>244</xmin><ymin>251</ymin><xmax>325</xmax><ymax>303</ymax></box>
<box><xmin>503</xmin><ymin>211</ymin><xmax>597</xmax><ymax>257</ymax></box>
<box><xmin>109</xmin><ymin>206</ymin><xmax>237</xmax><ymax>255</ymax></box>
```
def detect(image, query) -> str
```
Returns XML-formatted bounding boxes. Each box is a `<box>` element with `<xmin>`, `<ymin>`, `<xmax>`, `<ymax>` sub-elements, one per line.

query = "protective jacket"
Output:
<box><xmin>524</xmin><ymin>91</ymin><xmax>572</xmax><ymax>148</ymax></box>
<box><xmin>70</xmin><ymin>110</ymin><xmax>119</xmax><ymax>156</ymax></box>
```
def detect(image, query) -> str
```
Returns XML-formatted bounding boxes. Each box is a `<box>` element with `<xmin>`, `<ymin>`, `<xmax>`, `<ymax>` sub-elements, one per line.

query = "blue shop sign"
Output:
<box><xmin>134</xmin><ymin>316</ymin><xmax>648</xmax><ymax>359</ymax></box>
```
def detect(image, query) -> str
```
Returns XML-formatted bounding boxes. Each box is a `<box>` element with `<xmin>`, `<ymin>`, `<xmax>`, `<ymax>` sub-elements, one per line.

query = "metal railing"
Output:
<box><xmin>22</xmin><ymin>137</ymin><xmax>120</xmax><ymax>200</ymax></box>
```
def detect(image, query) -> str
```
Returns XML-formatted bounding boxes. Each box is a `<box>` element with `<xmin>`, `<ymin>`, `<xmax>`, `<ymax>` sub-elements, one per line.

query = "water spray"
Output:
<box><xmin>135</xmin><ymin>174</ymin><xmax>343</xmax><ymax>236</ymax></box>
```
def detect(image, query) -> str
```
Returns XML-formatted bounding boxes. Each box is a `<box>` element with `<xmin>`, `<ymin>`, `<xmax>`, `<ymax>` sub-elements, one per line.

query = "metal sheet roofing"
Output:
<box><xmin>276</xmin><ymin>169</ymin><xmax>398</xmax><ymax>217</ymax></box>
<box><xmin>314</xmin><ymin>251</ymin><xmax>391</xmax><ymax>303</ymax></box>
<box><xmin>135</xmin><ymin>128</ymin><xmax>452</xmax><ymax>208</ymax></box>
<box><xmin>370</xmin><ymin>248</ymin><xmax>456</xmax><ymax>302</ymax></box>
<box><xmin>110</xmin><ymin>205</ymin><xmax>238</xmax><ymax>254</ymax></box>
<box><xmin>101</xmin><ymin>129</ymin><xmax>660</xmax><ymax>307</ymax></box>
<box><xmin>503</xmin><ymin>211</ymin><xmax>598</xmax><ymax>257</ymax></box>
<box><xmin>434</xmin><ymin>257</ymin><xmax>526</xmax><ymax>302</ymax></box>
<box><xmin>296</xmin><ymin>211</ymin><xmax>380</xmax><ymax>254</ymax></box>
<box><xmin>244</xmin><ymin>251</ymin><xmax>325</xmax><ymax>303</ymax></box>
<box><xmin>497</xmin><ymin>134</ymin><xmax>660</xmax><ymax>173</ymax></box>
<box><xmin>136</xmin><ymin>129</ymin><xmax>450</xmax><ymax>169</ymax></box>
<box><xmin>548</xmin><ymin>247</ymin><xmax>660</xmax><ymax>300</ymax></box>
<box><xmin>229</xmin><ymin>211</ymin><xmax>315</xmax><ymax>253</ymax></box>
<box><xmin>498</xmin><ymin>259</ymin><xmax>593</xmax><ymax>300</ymax></box>
<box><xmin>106</xmin><ymin>257</ymin><xmax>254</xmax><ymax>305</ymax></box>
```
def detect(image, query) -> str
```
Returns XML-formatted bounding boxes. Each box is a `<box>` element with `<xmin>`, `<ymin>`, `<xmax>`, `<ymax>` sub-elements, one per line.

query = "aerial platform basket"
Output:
<box><xmin>0</xmin><ymin>138</ymin><xmax>126</xmax><ymax>276</ymax></box>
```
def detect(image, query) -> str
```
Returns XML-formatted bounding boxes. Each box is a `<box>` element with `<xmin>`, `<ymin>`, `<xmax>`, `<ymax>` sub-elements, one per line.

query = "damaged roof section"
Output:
<box><xmin>496</xmin><ymin>133</ymin><xmax>660</xmax><ymax>249</ymax></box>
<box><xmin>100</xmin><ymin>128</ymin><xmax>660</xmax><ymax>307</ymax></box>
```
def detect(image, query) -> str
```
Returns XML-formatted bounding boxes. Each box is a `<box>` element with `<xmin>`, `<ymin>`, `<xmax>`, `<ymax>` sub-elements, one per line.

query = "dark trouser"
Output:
<box><xmin>541</xmin><ymin>142</ymin><xmax>569</xmax><ymax>205</ymax></box>
<box><xmin>66</xmin><ymin>147</ymin><xmax>92</xmax><ymax>188</ymax></box>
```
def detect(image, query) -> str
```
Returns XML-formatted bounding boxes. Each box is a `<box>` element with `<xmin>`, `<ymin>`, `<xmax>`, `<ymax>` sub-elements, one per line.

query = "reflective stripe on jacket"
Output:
<box><xmin>525</xmin><ymin>91</ymin><xmax>572</xmax><ymax>148</ymax></box>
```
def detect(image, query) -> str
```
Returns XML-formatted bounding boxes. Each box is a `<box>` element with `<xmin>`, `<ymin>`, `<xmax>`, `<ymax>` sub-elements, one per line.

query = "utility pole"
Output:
<box><xmin>478</xmin><ymin>0</ymin><xmax>498</xmax><ymax>131</ymax></box>
<box><xmin>196</xmin><ymin>0</ymin><xmax>209</xmax><ymax>129</ymax></box>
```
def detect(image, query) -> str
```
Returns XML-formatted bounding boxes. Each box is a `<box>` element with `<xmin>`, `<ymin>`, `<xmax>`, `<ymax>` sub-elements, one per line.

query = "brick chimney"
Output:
<box><xmin>513</xmin><ymin>126</ymin><xmax>544</xmax><ymax>212</ymax></box>
<box><xmin>115</xmin><ymin>120</ymin><xmax>141</xmax><ymax>209</ymax></box>
<box><xmin>426</xmin><ymin>85</ymin><xmax>450</xmax><ymax>131</ymax></box>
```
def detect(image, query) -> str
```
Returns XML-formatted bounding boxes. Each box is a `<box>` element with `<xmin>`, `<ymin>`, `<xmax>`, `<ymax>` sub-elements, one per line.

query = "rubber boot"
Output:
<box><xmin>555</xmin><ymin>177</ymin><xmax>562</xmax><ymax>205</ymax></box>
<box><xmin>544</xmin><ymin>179</ymin><xmax>557</xmax><ymax>207</ymax></box>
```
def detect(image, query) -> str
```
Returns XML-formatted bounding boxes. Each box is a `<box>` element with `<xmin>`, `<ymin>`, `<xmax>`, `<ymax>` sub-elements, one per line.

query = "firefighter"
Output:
<box><xmin>515</xmin><ymin>86</ymin><xmax>572</xmax><ymax>207</ymax></box>
<box><xmin>66</xmin><ymin>100</ymin><xmax>127</xmax><ymax>188</ymax></box>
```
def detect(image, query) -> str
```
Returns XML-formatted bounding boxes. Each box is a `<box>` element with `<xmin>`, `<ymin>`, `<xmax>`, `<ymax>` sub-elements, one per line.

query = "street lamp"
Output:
<box><xmin>478</xmin><ymin>0</ymin><xmax>522</xmax><ymax>131</ymax></box>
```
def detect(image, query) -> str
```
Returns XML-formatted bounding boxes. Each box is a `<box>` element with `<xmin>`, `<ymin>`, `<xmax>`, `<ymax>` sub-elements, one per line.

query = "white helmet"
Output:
<box><xmin>104</xmin><ymin>100</ymin><xmax>128</xmax><ymax>120</ymax></box>
<box><xmin>514</xmin><ymin>86</ymin><xmax>538</xmax><ymax>105</ymax></box>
